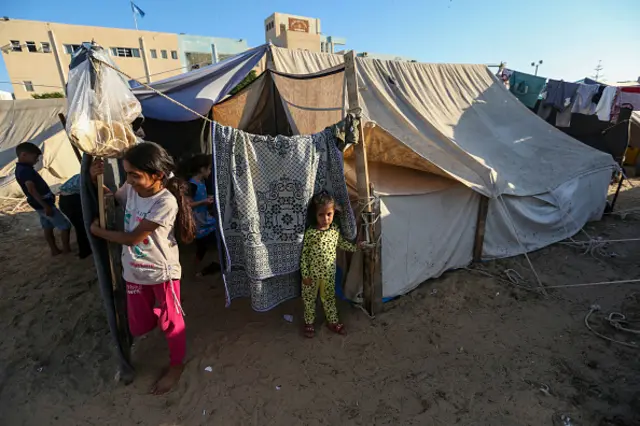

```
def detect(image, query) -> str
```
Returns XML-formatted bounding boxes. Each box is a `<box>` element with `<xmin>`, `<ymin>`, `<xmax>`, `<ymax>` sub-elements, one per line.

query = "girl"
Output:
<box><xmin>179</xmin><ymin>154</ymin><xmax>221</xmax><ymax>276</ymax></box>
<box><xmin>300</xmin><ymin>191</ymin><xmax>361</xmax><ymax>338</ymax></box>
<box><xmin>89</xmin><ymin>142</ymin><xmax>195</xmax><ymax>395</ymax></box>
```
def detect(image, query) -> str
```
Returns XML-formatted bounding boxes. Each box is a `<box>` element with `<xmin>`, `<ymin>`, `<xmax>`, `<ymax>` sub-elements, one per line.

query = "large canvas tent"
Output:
<box><xmin>0</xmin><ymin>99</ymin><xmax>80</xmax><ymax>198</ymax></box>
<box><xmin>132</xmin><ymin>45</ymin><xmax>615</xmax><ymax>300</ymax></box>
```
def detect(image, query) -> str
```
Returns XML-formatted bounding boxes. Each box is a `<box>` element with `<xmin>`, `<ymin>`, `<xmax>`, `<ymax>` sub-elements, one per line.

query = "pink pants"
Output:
<box><xmin>126</xmin><ymin>280</ymin><xmax>186</xmax><ymax>366</ymax></box>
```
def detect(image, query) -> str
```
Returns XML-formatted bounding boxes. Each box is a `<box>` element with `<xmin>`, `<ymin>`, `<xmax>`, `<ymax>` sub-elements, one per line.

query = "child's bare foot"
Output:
<box><xmin>151</xmin><ymin>364</ymin><xmax>184</xmax><ymax>395</ymax></box>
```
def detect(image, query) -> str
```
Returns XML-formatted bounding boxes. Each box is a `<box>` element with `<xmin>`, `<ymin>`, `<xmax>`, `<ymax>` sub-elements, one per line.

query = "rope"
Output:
<box><xmin>90</xmin><ymin>56</ymin><xmax>214</xmax><ymax>123</ymax></box>
<box><xmin>584</xmin><ymin>305</ymin><xmax>638</xmax><ymax>348</ymax></box>
<box><xmin>545</xmin><ymin>279</ymin><xmax>640</xmax><ymax>290</ymax></box>
<box><xmin>606</xmin><ymin>312</ymin><xmax>640</xmax><ymax>335</ymax></box>
<box><xmin>560</xmin><ymin>237</ymin><xmax>640</xmax><ymax>259</ymax></box>
<box><xmin>496</xmin><ymin>195</ymin><xmax>548</xmax><ymax>295</ymax></box>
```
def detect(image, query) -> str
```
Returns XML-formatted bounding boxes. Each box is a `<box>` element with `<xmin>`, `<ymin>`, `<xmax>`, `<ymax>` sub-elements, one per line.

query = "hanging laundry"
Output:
<box><xmin>544</xmin><ymin>80</ymin><xmax>579</xmax><ymax>127</ymax></box>
<box><xmin>213</xmin><ymin>123</ymin><xmax>356</xmax><ymax>311</ymax></box>
<box><xmin>619</xmin><ymin>87</ymin><xmax>640</xmax><ymax>111</ymax></box>
<box><xmin>571</xmin><ymin>84</ymin><xmax>600</xmax><ymax>115</ymax></box>
<box><xmin>509</xmin><ymin>71</ymin><xmax>546</xmax><ymax>109</ymax></box>
<box><xmin>595</xmin><ymin>86</ymin><xmax>619</xmax><ymax>121</ymax></box>
<box><xmin>592</xmin><ymin>85</ymin><xmax>606</xmax><ymax>104</ymax></box>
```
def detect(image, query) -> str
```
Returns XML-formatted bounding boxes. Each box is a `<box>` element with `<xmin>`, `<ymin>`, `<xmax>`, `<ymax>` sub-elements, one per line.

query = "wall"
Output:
<box><xmin>264</xmin><ymin>12</ymin><xmax>322</xmax><ymax>52</ymax></box>
<box><xmin>1</xmin><ymin>19</ymin><xmax>182</xmax><ymax>98</ymax></box>
<box><xmin>177</xmin><ymin>34</ymin><xmax>248</xmax><ymax>70</ymax></box>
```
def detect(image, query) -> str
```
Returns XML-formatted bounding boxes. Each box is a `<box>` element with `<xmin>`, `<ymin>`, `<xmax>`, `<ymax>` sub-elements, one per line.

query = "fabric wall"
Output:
<box><xmin>270</xmin><ymin>47</ymin><xmax>344</xmax><ymax>74</ymax></box>
<box><xmin>0</xmin><ymin>99</ymin><xmax>80</xmax><ymax>197</ymax></box>
<box><xmin>483</xmin><ymin>168</ymin><xmax>611</xmax><ymax>259</ymax></box>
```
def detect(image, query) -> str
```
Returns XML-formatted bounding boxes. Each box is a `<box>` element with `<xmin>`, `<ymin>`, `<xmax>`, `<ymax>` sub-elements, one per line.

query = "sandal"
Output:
<box><xmin>327</xmin><ymin>323</ymin><xmax>347</xmax><ymax>335</ymax></box>
<box><xmin>303</xmin><ymin>324</ymin><xmax>315</xmax><ymax>338</ymax></box>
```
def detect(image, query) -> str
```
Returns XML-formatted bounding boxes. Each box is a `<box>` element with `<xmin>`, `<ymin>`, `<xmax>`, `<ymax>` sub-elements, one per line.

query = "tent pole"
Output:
<box><xmin>344</xmin><ymin>50</ymin><xmax>381</xmax><ymax>316</ymax></box>
<box><xmin>473</xmin><ymin>196</ymin><xmax>490</xmax><ymax>262</ymax></box>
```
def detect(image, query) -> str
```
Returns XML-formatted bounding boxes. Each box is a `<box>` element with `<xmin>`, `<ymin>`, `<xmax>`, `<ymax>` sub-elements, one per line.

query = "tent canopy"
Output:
<box><xmin>0</xmin><ymin>99</ymin><xmax>80</xmax><ymax>197</ymax></box>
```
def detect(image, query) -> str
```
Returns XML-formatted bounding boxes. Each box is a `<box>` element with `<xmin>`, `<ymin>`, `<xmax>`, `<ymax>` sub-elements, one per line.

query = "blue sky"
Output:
<box><xmin>1</xmin><ymin>0</ymin><xmax>638</xmax><ymax>93</ymax></box>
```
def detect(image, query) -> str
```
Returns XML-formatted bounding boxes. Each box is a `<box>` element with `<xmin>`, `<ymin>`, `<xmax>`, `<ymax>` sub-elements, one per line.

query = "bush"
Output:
<box><xmin>229</xmin><ymin>71</ymin><xmax>257</xmax><ymax>96</ymax></box>
<box><xmin>31</xmin><ymin>92</ymin><xmax>64</xmax><ymax>99</ymax></box>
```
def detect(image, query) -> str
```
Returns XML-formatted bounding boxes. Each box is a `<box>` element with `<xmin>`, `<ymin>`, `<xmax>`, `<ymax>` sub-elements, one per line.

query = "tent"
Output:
<box><xmin>0</xmin><ymin>99</ymin><xmax>80</xmax><ymax>198</ymax></box>
<box><xmin>131</xmin><ymin>45</ymin><xmax>616</xmax><ymax>301</ymax></box>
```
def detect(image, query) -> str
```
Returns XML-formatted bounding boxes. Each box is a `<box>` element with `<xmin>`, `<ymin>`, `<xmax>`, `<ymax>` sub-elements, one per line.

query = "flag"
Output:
<box><xmin>130</xmin><ymin>1</ymin><xmax>145</xmax><ymax>18</ymax></box>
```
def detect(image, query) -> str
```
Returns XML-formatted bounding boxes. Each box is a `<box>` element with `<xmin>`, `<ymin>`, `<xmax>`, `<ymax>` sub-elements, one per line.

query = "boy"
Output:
<box><xmin>14</xmin><ymin>142</ymin><xmax>71</xmax><ymax>256</ymax></box>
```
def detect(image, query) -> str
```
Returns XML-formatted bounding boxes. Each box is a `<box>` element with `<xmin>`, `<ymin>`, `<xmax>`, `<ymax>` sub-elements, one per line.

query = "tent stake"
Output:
<box><xmin>345</xmin><ymin>50</ymin><xmax>381</xmax><ymax>316</ymax></box>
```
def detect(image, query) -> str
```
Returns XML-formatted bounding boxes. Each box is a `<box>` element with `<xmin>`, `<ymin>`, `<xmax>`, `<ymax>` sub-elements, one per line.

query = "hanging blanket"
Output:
<box><xmin>213</xmin><ymin>122</ymin><xmax>356</xmax><ymax>311</ymax></box>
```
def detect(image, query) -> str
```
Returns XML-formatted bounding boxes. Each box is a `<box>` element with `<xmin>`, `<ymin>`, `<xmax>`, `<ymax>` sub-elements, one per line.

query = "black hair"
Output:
<box><xmin>307</xmin><ymin>190</ymin><xmax>341</xmax><ymax>228</ymax></box>
<box><xmin>124</xmin><ymin>142</ymin><xmax>196</xmax><ymax>244</ymax></box>
<box><xmin>177</xmin><ymin>154</ymin><xmax>212</xmax><ymax>179</ymax></box>
<box><xmin>16</xmin><ymin>142</ymin><xmax>42</xmax><ymax>157</ymax></box>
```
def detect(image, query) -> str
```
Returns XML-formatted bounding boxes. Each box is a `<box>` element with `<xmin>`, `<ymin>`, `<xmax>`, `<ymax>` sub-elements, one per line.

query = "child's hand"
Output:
<box><xmin>302</xmin><ymin>278</ymin><xmax>313</xmax><ymax>286</ymax></box>
<box><xmin>90</xmin><ymin>218</ymin><xmax>102</xmax><ymax>236</ymax></box>
<box><xmin>44</xmin><ymin>205</ymin><xmax>54</xmax><ymax>217</ymax></box>
<box><xmin>205</xmin><ymin>196</ymin><xmax>215</xmax><ymax>205</ymax></box>
<box><xmin>89</xmin><ymin>159</ymin><xmax>104</xmax><ymax>183</ymax></box>
<box><xmin>358</xmin><ymin>241</ymin><xmax>370</xmax><ymax>250</ymax></box>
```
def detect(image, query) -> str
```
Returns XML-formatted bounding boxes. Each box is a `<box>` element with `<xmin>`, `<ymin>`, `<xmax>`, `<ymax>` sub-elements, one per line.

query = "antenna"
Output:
<box><xmin>593</xmin><ymin>60</ymin><xmax>604</xmax><ymax>82</ymax></box>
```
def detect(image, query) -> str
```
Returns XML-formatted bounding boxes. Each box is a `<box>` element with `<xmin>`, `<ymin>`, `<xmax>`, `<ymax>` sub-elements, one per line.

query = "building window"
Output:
<box><xmin>26</xmin><ymin>41</ymin><xmax>37</xmax><ymax>53</ymax></box>
<box><xmin>40</xmin><ymin>42</ymin><xmax>51</xmax><ymax>53</ymax></box>
<box><xmin>161</xmin><ymin>50</ymin><xmax>167</xmax><ymax>59</ymax></box>
<box><xmin>150</xmin><ymin>49</ymin><xmax>157</xmax><ymax>59</ymax></box>
<box><xmin>110</xmin><ymin>47</ymin><xmax>141</xmax><ymax>58</ymax></box>
<box><xmin>10</xmin><ymin>40</ymin><xmax>22</xmax><ymax>52</ymax></box>
<box><xmin>23</xmin><ymin>81</ymin><xmax>34</xmax><ymax>92</ymax></box>
<box><xmin>64</xmin><ymin>44</ymin><xmax>82</xmax><ymax>54</ymax></box>
<box><xmin>171</xmin><ymin>50</ymin><xmax>178</xmax><ymax>60</ymax></box>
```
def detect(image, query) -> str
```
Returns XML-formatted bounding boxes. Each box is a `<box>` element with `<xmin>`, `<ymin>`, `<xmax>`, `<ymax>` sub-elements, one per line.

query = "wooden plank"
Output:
<box><xmin>370</xmin><ymin>184</ymin><xmax>383</xmax><ymax>315</ymax></box>
<box><xmin>473</xmin><ymin>196</ymin><xmax>490</xmax><ymax>262</ymax></box>
<box><xmin>344</xmin><ymin>50</ymin><xmax>381</xmax><ymax>315</ymax></box>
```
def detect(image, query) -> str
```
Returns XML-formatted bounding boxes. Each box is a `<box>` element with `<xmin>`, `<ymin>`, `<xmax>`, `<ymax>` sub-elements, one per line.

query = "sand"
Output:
<box><xmin>1</xmin><ymin>182</ymin><xmax>640</xmax><ymax>426</ymax></box>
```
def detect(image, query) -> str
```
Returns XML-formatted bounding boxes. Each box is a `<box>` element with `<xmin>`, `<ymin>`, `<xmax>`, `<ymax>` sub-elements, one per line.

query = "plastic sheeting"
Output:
<box><xmin>133</xmin><ymin>45</ymin><xmax>269</xmax><ymax>121</ymax></box>
<box><xmin>0</xmin><ymin>99</ymin><xmax>80</xmax><ymax>197</ymax></box>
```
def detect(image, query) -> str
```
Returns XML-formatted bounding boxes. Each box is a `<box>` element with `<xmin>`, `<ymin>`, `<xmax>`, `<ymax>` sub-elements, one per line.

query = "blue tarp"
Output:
<box><xmin>132</xmin><ymin>44</ymin><xmax>269</xmax><ymax>122</ymax></box>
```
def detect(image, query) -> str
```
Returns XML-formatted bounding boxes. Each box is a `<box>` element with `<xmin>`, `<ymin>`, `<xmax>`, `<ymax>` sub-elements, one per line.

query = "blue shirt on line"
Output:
<box><xmin>15</xmin><ymin>162</ymin><xmax>55</xmax><ymax>210</ymax></box>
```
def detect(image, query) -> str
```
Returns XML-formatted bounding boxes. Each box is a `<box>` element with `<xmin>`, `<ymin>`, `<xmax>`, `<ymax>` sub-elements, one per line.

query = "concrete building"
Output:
<box><xmin>177</xmin><ymin>34</ymin><xmax>248</xmax><ymax>71</ymax></box>
<box><xmin>0</xmin><ymin>18</ymin><xmax>249</xmax><ymax>99</ymax></box>
<box><xmin>264</xmin><ymin>13</ymin><xmax>345</xmax><ymax>53</ymax></box>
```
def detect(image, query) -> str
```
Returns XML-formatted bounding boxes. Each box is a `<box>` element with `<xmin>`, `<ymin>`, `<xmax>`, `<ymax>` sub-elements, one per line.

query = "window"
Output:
<box><xmin>10</xmin><ymin>40</ymin><xmax>22</xmax><ymax>52</ymax></box>
<box><xmin>171</xmin><ymin>50</ymin><xmax>178</xmax><ymax>60</ymax></box>
<box><xmin>23</xmin><ymin>81</ymin><xmax>34</xmax><ymax>92</ymax></box>
<box><xmin>40</xmin><ymin>42</ymin><xmax>51</xmax><ymax>53</ymax></box>
<box><xmin>161</xmin><ymin>50</ymin><xmax>167</xmax><ymax>59</ymax></box>
<box><xmin>26</xmin><ymin>41</ymin><xmax>37</xmax><ymax>52</ymax></box>
<box><xmin>110</xmin><ymin>47</ymin><xmax>141</xmax><ymax>58</ymax></box>
<box><xmin>150</xmin><ymin>49</ymin><xmax>157</xmax><ymax>59</ymax></box>
<box><xmin>64</xmin><ymin>44</ymin><xmax>82</xmax><ymax>54</ymax></box>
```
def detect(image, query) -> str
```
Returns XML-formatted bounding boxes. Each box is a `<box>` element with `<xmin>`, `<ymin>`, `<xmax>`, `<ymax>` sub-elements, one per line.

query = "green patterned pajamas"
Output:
<box><xmin>301</xmin><ymin>224</ymin><xmax>357</xmax><ymax>325</ymax></box>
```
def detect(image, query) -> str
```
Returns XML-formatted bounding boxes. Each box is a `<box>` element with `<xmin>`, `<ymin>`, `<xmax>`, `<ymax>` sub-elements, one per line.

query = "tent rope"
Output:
<box><xmin>496</xmin><ymin>195</ymin><xmax>548</xmax><ymax>295</ymax></box>
<box><xmin>90</xmin><ymin>56</ymin><xmax>214</xmax><ymax>123</ymax></box>
<box><xmin>585</xmin><ymin>305</ymin><xmax>638</xmax><ymax>348</ymax></box>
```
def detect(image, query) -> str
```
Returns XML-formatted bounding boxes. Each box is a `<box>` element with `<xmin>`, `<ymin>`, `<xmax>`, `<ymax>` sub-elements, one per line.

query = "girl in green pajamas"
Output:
<box><xmin>300</xmin><ymin>191</ymin><xmax>362</xmax><ymax>338</ymax></box>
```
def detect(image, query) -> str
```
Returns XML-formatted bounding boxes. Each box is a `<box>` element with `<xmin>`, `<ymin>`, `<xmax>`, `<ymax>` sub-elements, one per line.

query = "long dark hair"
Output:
<box><xmin>124</xmin><ymin>142</ymin><xmax>196</xmax><ymax>244</ymax></box>
<box><xmin>307</xmin><ymin>190</ymin><xmax>342</xmax><ymax>228</ymax></box>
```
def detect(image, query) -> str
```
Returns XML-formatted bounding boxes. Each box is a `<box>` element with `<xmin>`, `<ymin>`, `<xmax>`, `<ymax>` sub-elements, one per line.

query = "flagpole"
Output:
<box><xmin>131</xmin><ymin>1</ymin><xmax>139</xmax><ymax>30</ymax></box>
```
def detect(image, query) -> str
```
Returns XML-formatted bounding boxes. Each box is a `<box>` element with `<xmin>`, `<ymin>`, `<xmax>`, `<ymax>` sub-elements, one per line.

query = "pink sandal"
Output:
<box><xmin>327</xmin><ymin>323</ymin><xmax>347</xmax><ymax>335</ymax></box>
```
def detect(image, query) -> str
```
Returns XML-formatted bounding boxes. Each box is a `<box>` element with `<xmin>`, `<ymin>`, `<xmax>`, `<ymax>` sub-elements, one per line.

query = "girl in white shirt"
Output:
<box><xmin>90</xmin><ymin>142</ymin><xmax>195</xmax><ymax>395</ymax></box>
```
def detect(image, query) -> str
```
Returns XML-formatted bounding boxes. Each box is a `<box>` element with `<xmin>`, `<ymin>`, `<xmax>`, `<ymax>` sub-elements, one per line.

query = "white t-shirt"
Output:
<box><xmin>117</xmin><ymin>184</ymin><xmax>181</xmax><ymax>285</ymax></box>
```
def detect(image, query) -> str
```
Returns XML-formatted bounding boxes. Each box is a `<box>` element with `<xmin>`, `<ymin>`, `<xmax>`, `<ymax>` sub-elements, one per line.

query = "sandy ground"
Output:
<box><xmin>1</xmin><ymin>182</ymin><xmax>640</xmax><ymax>426</ymax></box>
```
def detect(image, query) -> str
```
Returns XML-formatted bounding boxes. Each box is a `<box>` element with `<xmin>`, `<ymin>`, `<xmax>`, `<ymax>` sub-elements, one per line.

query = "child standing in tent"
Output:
<box><xmin>14</xmin><ymin>142</ymin><xmax>72</xmax><ymax>256</ymax></box>
<box><xmin>179</xmin><ymin>154</ymin><xmax>221</xmax><ymax>276</ymax></box>
<box><xmin>89</xmin><ymin>142</ymin><xmax>195</xmax><ymax>395</ymax></box>
<box><xmin>301</xmin><ymin>191</ymin><xmax>363</xmax><ymax>338</ymax></box>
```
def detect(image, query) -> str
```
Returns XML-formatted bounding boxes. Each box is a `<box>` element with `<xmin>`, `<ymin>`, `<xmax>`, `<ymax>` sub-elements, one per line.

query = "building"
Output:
<box><xmin>264</xmin><ymin>13</ymin><xmax>345</xmax><ymax>53</ymax></box>
<box><xmin>0</xmin><ymin>18</ymin><xmax>248</xmax><ymax>99</ymax></box>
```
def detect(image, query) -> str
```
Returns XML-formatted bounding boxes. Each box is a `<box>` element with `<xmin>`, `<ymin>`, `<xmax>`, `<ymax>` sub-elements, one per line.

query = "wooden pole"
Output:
<box><xmin>344</xmin><ymin>50</ymin><xmax>381</xmax><ymax>315</ymax></box>
<box><xmin>473</xmin><ymin>196</ymin><xmax>490</xmax><ymax>262</ymax></box>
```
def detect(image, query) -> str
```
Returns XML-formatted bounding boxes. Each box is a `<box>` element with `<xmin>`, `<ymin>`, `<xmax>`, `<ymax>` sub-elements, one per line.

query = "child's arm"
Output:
<box><xmin>24</xmin><ymin>181</ymin><xmax>53</xmax><ymax>215</ymax></box>
<box><xmin>90</xmin><ymin>218</ymin><xmax>159</xmax><ymax>246</ymax></box>
<box><xmin>300</xmin><ymin>230</ymin><xmax>313</xmax><ymax>285</ymax></box>
<box><xmin>337</xmin><ymin>234</ymin><xmax>358</xmax><ymax>253</ymax></box>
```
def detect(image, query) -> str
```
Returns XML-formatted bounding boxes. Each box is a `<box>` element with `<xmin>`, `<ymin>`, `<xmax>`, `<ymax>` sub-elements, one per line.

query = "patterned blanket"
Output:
<box><xmin>213</xmin><ymin>122</ymin><xmax>356</xmax><ymax>311</ymax></box>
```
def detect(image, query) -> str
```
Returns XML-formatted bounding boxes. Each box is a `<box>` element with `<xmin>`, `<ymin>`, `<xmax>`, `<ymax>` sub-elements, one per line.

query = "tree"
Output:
<box><xmin>229</xmin><ymin>71</ymin><xmax>257</xmax><ymax>96</ymax></box>
<box><xmin>31</xmin><ymin>92</ymin><xmax>64</xmax><ymax>99</ymax></box>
